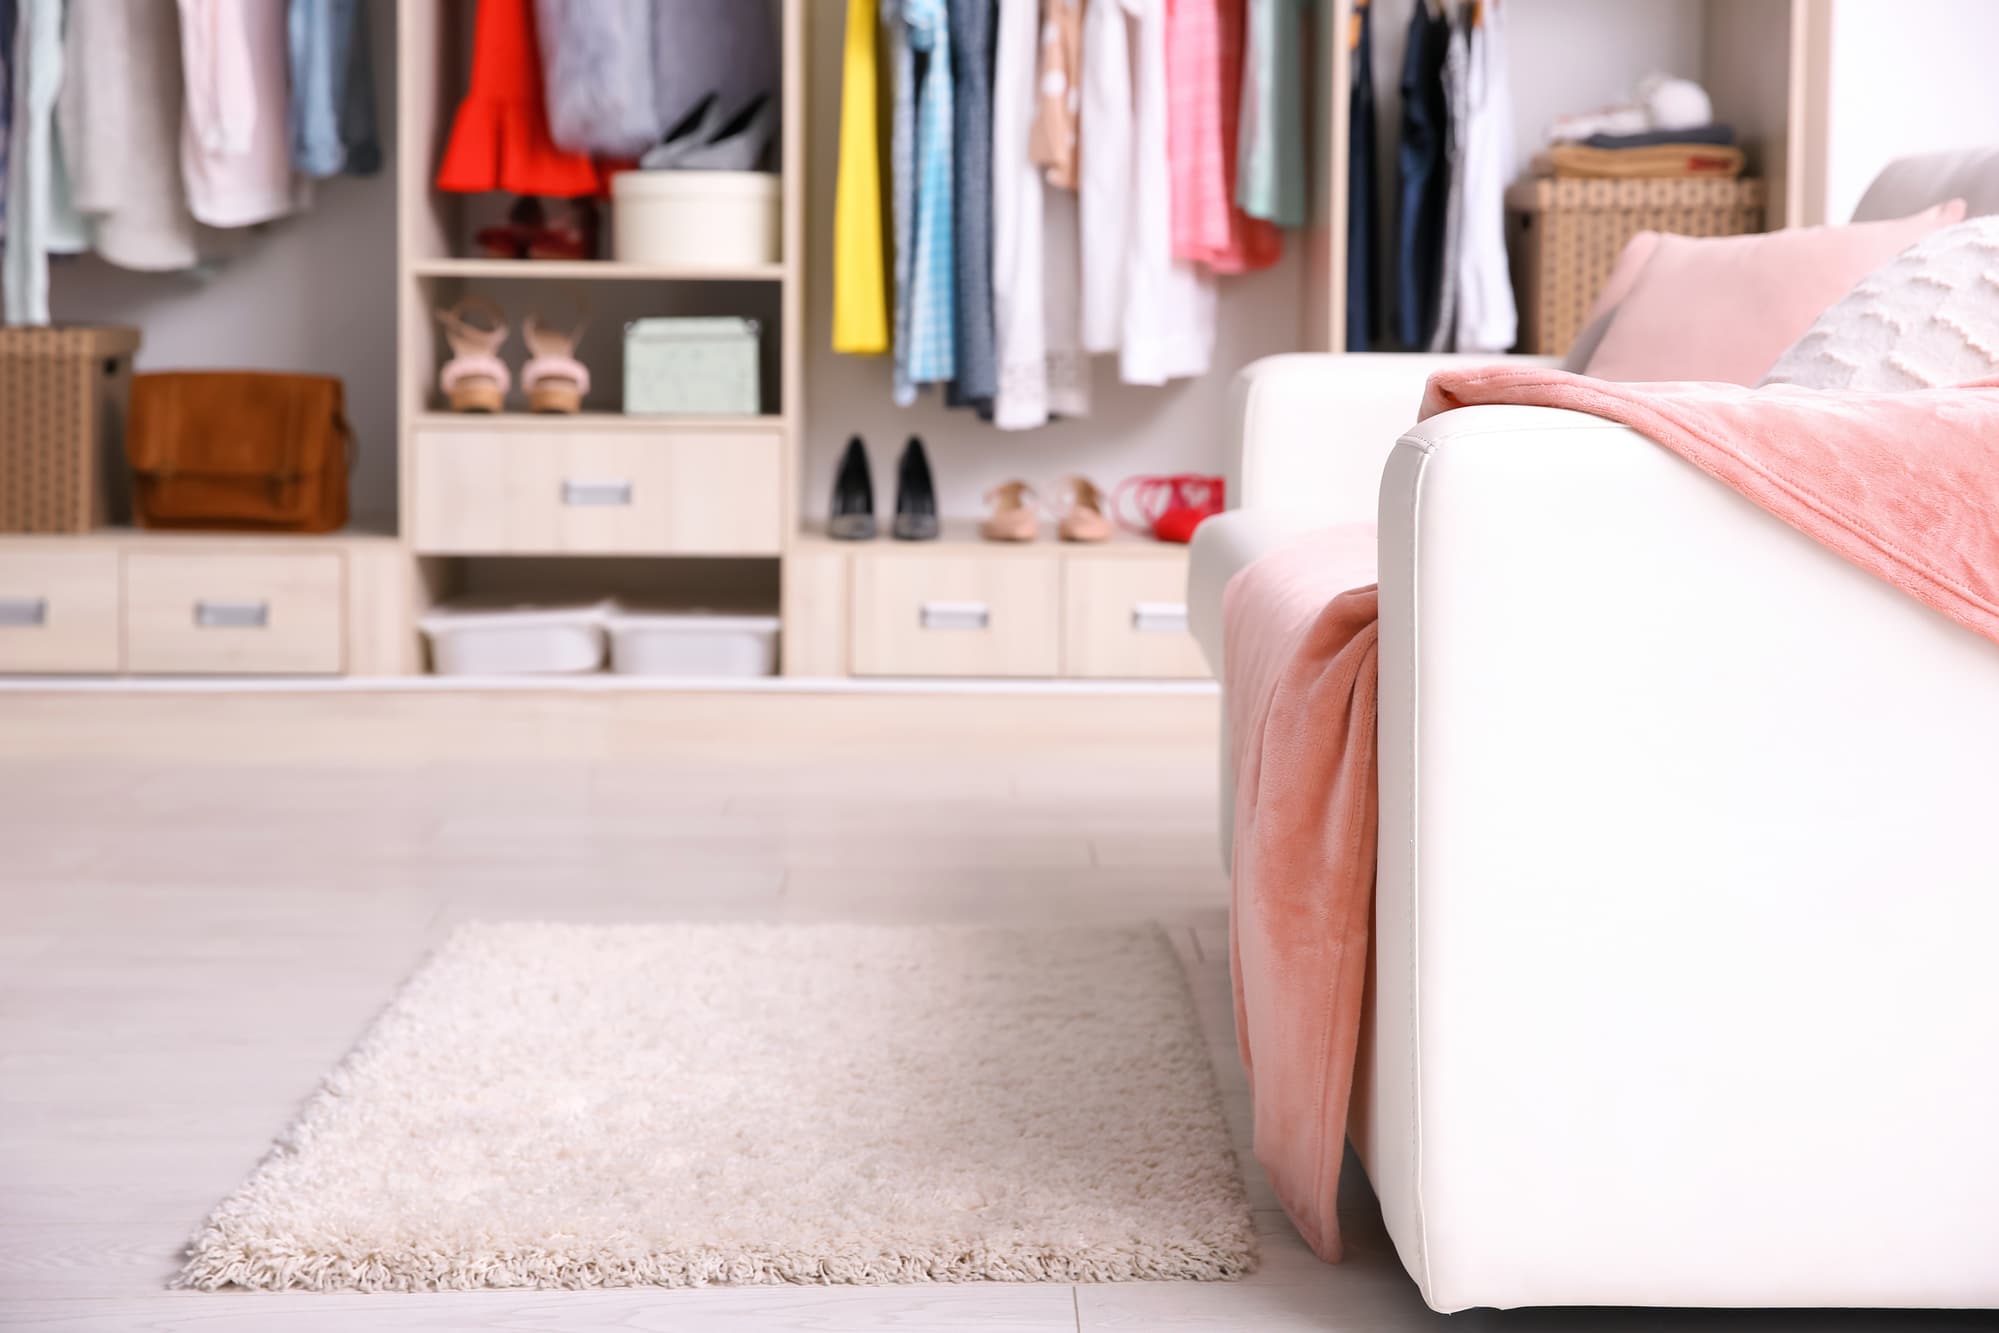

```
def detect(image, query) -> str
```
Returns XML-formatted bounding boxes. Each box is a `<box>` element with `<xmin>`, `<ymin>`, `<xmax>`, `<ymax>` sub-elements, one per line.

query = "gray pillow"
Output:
<box><xmin>1760</xmin><ymin>216</ymin><xmax>1999</xmax><ymax>390</ymax></box>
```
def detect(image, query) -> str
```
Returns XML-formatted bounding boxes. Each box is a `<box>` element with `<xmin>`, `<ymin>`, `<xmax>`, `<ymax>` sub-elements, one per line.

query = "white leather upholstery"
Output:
<box><xmin>1362</xmin><ymin>406</ymin><xmax>1999</xmax><ymax>1311</ymax></box>
<box><xmin>1200</xmin><ymin>150</ymin><xmax>1999</xmax><ymax>1312</ymax></box>
<box><xmin>1853</xmin><ymin>146</ymin><xmax>1999</xmax><ymax>221</ymax></box>
<box><xmin>1195</xmin><ymin>352</ymin><xmax>1555</xmax><ymax>865</ymax></box>
<box><xmin>1223</xmin><ymin>352</ymin><xmax>1553</xmax><ymax>520</ymax></box>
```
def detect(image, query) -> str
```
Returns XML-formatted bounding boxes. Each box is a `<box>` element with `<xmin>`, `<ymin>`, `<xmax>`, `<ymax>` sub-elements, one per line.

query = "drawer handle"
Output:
<box><xmin>919</xmin><ymin>600</ymin><xmax>991</xmax><ymax>631</ymax></box>
<box><xmin>194</xmin><ymin>599</ymin><xmax>270</xmax><ymax>630</ymax></box>
<box><xmin>562</xmin><ymin>479</ymin><xmax>634</xmax><ymax>507</ymax></box>
<box><xmin>1131</xmin><ymin>601</ymin><xmax>1189</xmax><ymax>635</ymax></box>
<box><xmin>0</xmin><ymin>596</ymin><xmax>48</xmax><ymax>628</ymax></box>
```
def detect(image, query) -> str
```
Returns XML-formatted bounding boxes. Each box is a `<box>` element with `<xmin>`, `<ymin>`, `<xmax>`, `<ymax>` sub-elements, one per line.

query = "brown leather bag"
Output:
<box><xmin>126</xmin><ymin>372</ymin><xmax>351</xmax><ymax>533</ymax></box>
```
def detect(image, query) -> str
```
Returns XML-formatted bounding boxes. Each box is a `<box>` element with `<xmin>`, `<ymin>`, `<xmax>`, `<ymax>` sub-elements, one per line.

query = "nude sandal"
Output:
<box><xmin>435</xmin><ymin>297</ymin><xmax>511</xmax><ymax>413</ymax></box>
<box><xmin>1056</xmin><ymin>475</ymin><xmax>1112</xmax><ymax>543</ymax></box>
<box><xmin>522</xmin><ymin>313</ymin><xmax>591</xmax><ymax>414</ymax></box>
<box><xmin>981</xmin><ymin>480</ymin><xmax>1040</xmax><ymax>542</ymax></box>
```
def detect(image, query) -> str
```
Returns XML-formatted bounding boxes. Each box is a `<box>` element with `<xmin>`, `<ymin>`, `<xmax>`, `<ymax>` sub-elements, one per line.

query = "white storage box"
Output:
<box><xmin>623</xmin><ymin>317</ymin><xmax>761</xmax><ymax>416</ymax></box>
<box><xmin>420</xmin><ymin>600</ymin><xmax>609</xmax><ymax>676</ymax></box>
<box><xmin>610</xmin><ymin>170</ymin><xmax>780</xmax><ymax>268</ymax></box>
<box><xmin>605</xmin><ymin>606</ymin><xmax>779</xmax><ymax>677</ymax></box>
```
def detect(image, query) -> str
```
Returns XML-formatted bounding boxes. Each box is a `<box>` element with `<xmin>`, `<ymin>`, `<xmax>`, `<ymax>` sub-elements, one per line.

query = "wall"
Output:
<box><xmin>50</xmin><ymin>0</ymin><xmax>400</xmax><ymax>529</ymax></box>
<box><xmin>799</xmin><ymin>0</ymin><xmax>1313</xmax><ymax>525</ymax></box>
<box><xmin>1821</xmin><ymin>0</ymin><xmax>1999</xmax><ymax>223</ymax></box>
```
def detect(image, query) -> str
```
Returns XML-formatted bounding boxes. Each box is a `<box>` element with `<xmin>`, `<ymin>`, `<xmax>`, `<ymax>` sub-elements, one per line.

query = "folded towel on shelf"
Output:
<box><xmin>1584</xmin><ymin>123</ymin><xmax>1735</xmax><ymax>150</ymax></box>
<box><xmin>1535</xmin><ymin>142</ymin><xmax>1746</xmax><ymax>179</ymax></box>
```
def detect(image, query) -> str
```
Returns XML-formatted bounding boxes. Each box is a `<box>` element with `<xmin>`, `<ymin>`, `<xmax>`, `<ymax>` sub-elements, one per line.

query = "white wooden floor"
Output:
<box><xmin>0</xmin><ymin>691</ymin><xmax>1987</xmax><ymax>1332</ymax></box>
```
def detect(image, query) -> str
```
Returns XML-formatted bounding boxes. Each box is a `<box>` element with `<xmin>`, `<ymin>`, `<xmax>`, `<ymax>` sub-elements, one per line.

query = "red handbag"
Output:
<box><xmin>1112</xmin><ymin>473</ymin><xmax>1226</xmax><ymax>544</ymax></box>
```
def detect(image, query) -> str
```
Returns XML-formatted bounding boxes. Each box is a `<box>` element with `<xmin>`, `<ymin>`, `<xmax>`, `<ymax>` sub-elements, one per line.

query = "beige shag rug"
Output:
<box><xmin>180</xmin><ymin>922</ymin><xmax>1255</xmax><ymax>1292</ymax></box>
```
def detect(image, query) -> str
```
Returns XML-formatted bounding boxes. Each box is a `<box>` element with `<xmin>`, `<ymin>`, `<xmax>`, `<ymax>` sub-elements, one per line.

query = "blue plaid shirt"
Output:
<box><xmin>902</xmin><ymin>0</ymin><xmax>955</xmax><ymax>387</ymax></box>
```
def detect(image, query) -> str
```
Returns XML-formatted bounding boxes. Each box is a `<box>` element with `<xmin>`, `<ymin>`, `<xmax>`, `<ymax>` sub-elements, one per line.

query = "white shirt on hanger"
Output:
<box><xmin>993</xmin><ymin>0</ymin><xmax>1049</xmax><ymax>428</ymax></box>
<box><xmin>177</xmin><ymin>0</ymin><xmax>307</xmax><ymax>229</ymax></box>
<box><xmin>1454</xmin><ymin>0</ymin><xmax>1517</xmax><ymax>353</ymax></box>
<box><xmin>1119</xmin><ymin>0</ymin><xmax>1216</xmax><ymax>386</ymax></box>
<box><xmin>1078</xmin><ymin>0</ymin><xmax>1132</xmax><ymax>356</ymax></box>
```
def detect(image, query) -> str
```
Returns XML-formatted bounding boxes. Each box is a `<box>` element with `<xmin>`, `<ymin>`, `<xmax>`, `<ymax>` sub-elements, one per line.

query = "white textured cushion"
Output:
<box><xmin>1760</xmin><ymin>217</ymin><xmax>1999</xmax><ymax>390</ymax></box>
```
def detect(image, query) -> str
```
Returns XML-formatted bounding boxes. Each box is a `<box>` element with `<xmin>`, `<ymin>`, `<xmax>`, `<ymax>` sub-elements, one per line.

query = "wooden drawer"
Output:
<box><xmin>410</xmin><ymin>427</ymin><xmax>783</xmax><ymax>555</ymax></box>
<box><xmin>851</xmin><ymin>552</ymin><xmax>1061</xmax><ymax>677</ymax></box>
<box><xmin>123</xmin><ymin>551</ymin><xmax>344</xmax><ymax>675</ymax></box>
<box><xmin>0</xmin><ymin>549</ymin><xmax>121</xmax><ymax>673</ymax></box>
<box><xmin>1062</xmin><ymin>553</ymin><xmax>1207</xmax><ymax>679</ymax></box>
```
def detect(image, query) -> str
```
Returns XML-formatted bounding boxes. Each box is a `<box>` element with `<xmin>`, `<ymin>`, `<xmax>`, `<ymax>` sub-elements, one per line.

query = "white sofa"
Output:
<box><xmin>1190</xmin><ymin>152</ymin><xmax>1999</xmax><ymax>1313</ymax></box>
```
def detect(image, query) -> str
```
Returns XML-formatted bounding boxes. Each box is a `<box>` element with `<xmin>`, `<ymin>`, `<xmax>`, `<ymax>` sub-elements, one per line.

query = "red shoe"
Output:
<box><xmin>1112</xmin><ymin>474</ymin><xmax>1226</xmax><ymax>543</ymax></box>
<box><xmin>474</xmin><ymin>196</ymin><xmax>545</xmax><ymax>259</ymax></box>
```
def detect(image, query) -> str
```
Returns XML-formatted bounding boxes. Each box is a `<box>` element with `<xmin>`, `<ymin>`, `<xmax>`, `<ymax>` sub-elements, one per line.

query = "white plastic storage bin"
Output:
<box><xmin>610</xmin><ymin>171</ymin><xmax>780</xmax><ymax>268</ymax></box>
<box><xmin>420</xmin><ymin>601</ymin><xmax>609</xmax><ymax>676</ymax></box>
<box><xmin>604</xmin><ymin>606</ymin><xmax>780</xmax><ymax>677</ymax></box>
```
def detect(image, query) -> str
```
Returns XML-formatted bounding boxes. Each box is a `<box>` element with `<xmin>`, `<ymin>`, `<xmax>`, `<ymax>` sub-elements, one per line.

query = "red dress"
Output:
<box><xmin>435</xmin><ymin>0</ymin><xmax>600</xmax><ymax>197</ymax></box>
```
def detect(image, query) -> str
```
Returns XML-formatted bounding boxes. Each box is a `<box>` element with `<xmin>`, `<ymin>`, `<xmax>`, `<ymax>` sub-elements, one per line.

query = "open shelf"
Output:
<box><xmin>792</xmin><ymin>520</ymin><xmax>1192</xmax><ymax>559</ymax></box>
<box><xmin>413</xmin><ymin>411</ymin><xmax>786</xmax><ymax>433</ymax></box>
<box><xmin>411</xmin><ymin>258</ymin><xmax>786</xmax><ymax>283</ymax></box>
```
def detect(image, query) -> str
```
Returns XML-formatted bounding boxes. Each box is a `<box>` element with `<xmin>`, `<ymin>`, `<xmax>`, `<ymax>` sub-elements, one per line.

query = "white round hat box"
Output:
<box><xmin>611</xmin><ymin>171</ymin><xmax>781</xmax><ymax>268</ymax></box>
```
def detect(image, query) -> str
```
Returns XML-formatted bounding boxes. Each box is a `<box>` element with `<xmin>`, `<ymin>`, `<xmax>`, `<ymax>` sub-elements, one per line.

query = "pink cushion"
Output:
<box><xmin>1582</xmin><ymin>201</ymin><xmax>1967</xmax><ymax>384</ymax></box>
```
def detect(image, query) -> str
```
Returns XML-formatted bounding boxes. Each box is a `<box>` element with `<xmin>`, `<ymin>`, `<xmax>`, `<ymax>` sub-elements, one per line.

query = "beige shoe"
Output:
<box><xmin>1056</xmin><ymin>475</ymin><xmax>1112</xmax><ymax>543</ymax></box>
<box><xmin>522</xmin><ymin>313</ymin><xmax>590</xmax><ymax>414</ymax></box>
<box><xmin>981</xmin><ymin>481</ymin><xmax>1040</xmax><ymax>542</ymax></box>
<box><xmin>435</xmin><ymin>297</ymin><xmax>510</xmax><ymax>413</ymax></box>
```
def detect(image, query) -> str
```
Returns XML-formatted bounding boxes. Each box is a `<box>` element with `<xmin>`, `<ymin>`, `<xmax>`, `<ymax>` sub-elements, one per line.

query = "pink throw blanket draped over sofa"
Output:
<box><xmin>1225</xmin><ymin>369</ymin><xmax>1999</xmax><ymax>1264</ymax></box>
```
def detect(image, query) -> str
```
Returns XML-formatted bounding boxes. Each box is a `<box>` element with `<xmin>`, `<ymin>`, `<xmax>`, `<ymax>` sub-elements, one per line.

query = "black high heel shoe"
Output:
<box><xmin>829</xmin><ymin>436</ymin><xmax>876</xmax><ymax>541</ymax></box>
<box><xmin>894</xmin><ymin>437</ymin><xmax>940</xmax><ymax>541</ymax></box>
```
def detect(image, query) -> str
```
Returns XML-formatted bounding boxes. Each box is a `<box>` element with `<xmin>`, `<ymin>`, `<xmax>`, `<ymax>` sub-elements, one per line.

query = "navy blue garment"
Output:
<box><xmin>1583</xmin><ymin>124</ymin><xmax>1736</xmax><ymax>150</ymax></box>
<box><xmin>944</xmin><ymin>0</ymin><xmax>997</xmax><ymax>415</ymax></box>
<box><xmin>1392</xmin><ymin>0</ymin><xmax>1450</xmax><ymax>350</ymax></box>
<box><xmin>1345</xmin><ymin>0</ymin><xmax>1377</xmax><ymax>351</ymax></box>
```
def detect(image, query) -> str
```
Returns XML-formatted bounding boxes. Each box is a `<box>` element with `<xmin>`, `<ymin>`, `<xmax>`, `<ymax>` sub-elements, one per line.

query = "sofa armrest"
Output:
<box><xmin>1225</xmin><ymin>352</ymin><xmax>1558</xmax><ymax>522</ymax></box>
<box><xmin>1363</xmin><ymin>403</ymin><xmax>1999</xmax><ymax>1311</ymax></box>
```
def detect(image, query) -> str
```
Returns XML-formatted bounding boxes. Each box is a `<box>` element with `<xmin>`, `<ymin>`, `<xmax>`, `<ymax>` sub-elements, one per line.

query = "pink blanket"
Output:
<box><xmin>1225</xmin><ymin>370</ymin><xmax>1999</xmax><ymax>1263</ymax></box>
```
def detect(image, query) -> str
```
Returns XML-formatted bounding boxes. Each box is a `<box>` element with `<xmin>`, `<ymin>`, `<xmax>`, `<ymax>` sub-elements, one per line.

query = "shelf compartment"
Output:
<box><xmin>413</xmin><ymin>411</ymin><xmax>785</xmax><ymax>433</ymax></box>
<box><xmin>412</xmin><ymin>258</ymin><xmax>787</xmax><ymax>283</ymax></box>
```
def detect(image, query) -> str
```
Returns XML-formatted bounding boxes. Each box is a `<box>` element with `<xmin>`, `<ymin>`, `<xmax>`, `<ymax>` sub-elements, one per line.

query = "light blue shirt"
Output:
<box><xmin>903</xmin><ymin>0</ymin><xmax>956</xmax><ymax>387</ymax></box>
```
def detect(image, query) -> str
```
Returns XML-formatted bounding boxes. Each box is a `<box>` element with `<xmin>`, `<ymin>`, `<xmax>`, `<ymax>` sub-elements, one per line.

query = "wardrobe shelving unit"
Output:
<box><xmin>0</xmin><ymin>0</ymin><xmax>1833</xmax><ymax>684</ymax></box>
<box><xmin>390</xmin><ymin>0</ymin><xmax>808</xmax><ymax>668</ymax></box>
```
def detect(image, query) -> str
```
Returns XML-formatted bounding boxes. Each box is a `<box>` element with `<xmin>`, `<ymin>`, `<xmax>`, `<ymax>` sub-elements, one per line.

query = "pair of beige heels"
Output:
<box><xmin>980</xmin><ymin>477</ymin><xmax>1113</xmax><ymax>544</ymax></box>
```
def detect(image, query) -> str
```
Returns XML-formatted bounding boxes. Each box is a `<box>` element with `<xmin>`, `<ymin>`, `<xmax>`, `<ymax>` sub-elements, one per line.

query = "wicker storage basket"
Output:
<box><xmin>0</xmin><ymin>326</ymin><xmax>141</xmax><ymax>532</ymax></box>
<box><xmin>1507</xmin><ymin>177</ymin><xmax>1765</xmax><ymax>356</ymax></box>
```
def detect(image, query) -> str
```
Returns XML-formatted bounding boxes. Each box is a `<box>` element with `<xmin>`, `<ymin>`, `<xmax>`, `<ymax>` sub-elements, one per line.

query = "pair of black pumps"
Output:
<box><xmin>829</xmin><ymin>436</ymin><xmax>939</xmax><ymax>541</ymax></box>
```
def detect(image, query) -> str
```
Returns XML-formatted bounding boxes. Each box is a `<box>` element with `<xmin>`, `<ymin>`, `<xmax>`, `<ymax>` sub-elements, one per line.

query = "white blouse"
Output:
<box><xmin>177</xmin><ymin>0</ymin><xmax>306</xmax><ymax>228</ymax></box>
<box><xmin>1118</xmin><ymin>0</ymin><xmax>1215</xmax><ymax>385</ymax></box>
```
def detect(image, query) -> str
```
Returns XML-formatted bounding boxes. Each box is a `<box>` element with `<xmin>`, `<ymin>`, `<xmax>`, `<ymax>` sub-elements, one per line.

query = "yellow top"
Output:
<box><xmin>832</xmin><ymin>0</ymin><xmax>890</xmax><ymax>355</ymax></box>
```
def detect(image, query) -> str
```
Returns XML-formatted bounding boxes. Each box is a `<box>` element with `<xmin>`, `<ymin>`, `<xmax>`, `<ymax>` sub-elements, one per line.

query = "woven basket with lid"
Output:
<box><xmin>0</xmin><ymin>326</ymin><xmax>141</xmax><ymax>533</ymax></box>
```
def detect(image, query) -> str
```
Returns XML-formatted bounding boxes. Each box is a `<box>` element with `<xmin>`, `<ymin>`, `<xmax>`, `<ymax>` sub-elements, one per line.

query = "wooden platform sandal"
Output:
<box><xmin>435</xmin><ymin>297</ymin><xmax>511</xmax><ymax>413</ymax></box>
<box><xmin>521</xmin><ymin>313</ymin><xmax>590</xmax><ymax>414</ymax></box>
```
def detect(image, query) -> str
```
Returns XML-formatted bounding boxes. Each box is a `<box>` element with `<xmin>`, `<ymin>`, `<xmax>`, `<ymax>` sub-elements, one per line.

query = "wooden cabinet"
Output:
<box><xmin>409</xmin><ymin>426</ymin><xmax>784</xmax><ymax>557</ymax></box>
<box><xmin>0</xmin><ymin>549</ymin><xmax>121</xmax><ymax>673</ymax></box>
<box><xmin>0</xmin><ymin>534</ymin><xmax>411</xmax><ymax>676</ymax></box>
<box><xmin>851</xmin><ymin>550</ymin><xmax>1062</xmax><ymax>678</ymax></box>
<box><xmin>1062</xmin><ymin>554</ymin><xmax>1207</xmax><ymax>680</ymax></box>
<box><xmin>799</xmin><ymin>532</ymin><xmax>1205</xmax><ymax>680</ymax></box>
<box><xmin>123</xmin><ymin>551</ymin><xmax>346</xmax><ymax>675</ymax></box>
